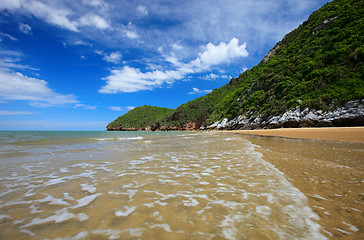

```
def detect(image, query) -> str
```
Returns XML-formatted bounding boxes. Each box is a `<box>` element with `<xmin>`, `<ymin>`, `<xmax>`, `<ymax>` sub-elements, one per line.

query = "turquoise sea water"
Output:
<box><xmin>0</xmin><ymin>131</ymin><xmax>326</xmax><ymax>239</ymax></box>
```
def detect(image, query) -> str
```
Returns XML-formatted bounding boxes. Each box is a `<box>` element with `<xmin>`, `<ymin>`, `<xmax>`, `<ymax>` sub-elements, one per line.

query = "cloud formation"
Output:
<box><xmin>0</xmin><ymin>110</ymin><xmax>33</xmax><ymax>115</ymax></box>
<box><xmin>136</xmin><ymin>5</ymin><xmax>148</xmax><ymax>16</ymax></box>
<box><xmin>188</xmin><ymin>88</ymin><xmax>212</xmax><ymax>95</ymax></box>
<box><xmin>0</xmin><ymin>48</ymin><xmax>77</xmax><ymax>107</ymax></box>
<box><xmin>109</xmin><ymin>106</ymin><xmax>135</xmax><ymax>111</ymax></box>
<box><xmin>0</xmin><ymin>32</ymin><xmax>17</xmax><ymax>41</ymax></box>
<box><xmin>18</xmin><ymin>23</ymin><xmax>32</xmax><ymax>34</ymax></box>
<box><xmin>0</xmin><ymin>0</ymin><xmax>110</xmax><ymax>32</ymax></box>
<box><xmin>0</xmin><ymin>70</ymin><xmax>77</xmax><ymax>107</ymax></box>
<box><xmin>99</xmin><ymin>38</ymin><xmax>248</xmax><ymax>93</ymax></box>
<box><xmin>74</xmin><ymin>104</ymin><xmax>97</xmax><ymax>110</ymax></box>
<box><xmin>103</xmin><ymin>52</ymin><xmax>122</xmax><ymax>64</ymax></box>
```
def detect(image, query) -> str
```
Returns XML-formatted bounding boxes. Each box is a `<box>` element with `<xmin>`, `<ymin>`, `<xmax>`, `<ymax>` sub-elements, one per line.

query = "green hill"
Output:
<box><xmin>107</xmin><ymin>106</ymin><xmax>174</xmax><ymax>131</ymax></box>
<box><xmin>107</xmin><ymin>0</ymin><xmax>364</xmax><ymax>131</ymax></box>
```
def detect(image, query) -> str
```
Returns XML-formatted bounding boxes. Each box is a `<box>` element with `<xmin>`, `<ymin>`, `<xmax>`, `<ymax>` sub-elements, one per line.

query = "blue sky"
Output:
<box><xmin>0</xmin><ymin>0</ymin><xmax>330</xmax><ymax>130</ymax></box>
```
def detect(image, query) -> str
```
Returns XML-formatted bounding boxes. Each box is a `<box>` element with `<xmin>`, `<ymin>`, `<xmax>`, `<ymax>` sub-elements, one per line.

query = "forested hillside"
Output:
<box><xmin>108</xmin><ymin>0</ymin><xmax>363</xmax><ymax>131</ymax></box>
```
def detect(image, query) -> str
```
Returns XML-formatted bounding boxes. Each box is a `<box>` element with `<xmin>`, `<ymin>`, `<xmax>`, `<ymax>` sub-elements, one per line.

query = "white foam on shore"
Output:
<box><xmin>22</xmin><ymin>209</ymin><xmax>77</xmax><ymax>227</ymax></box>
<box><xmin>117</xmin><ymin>136</ymin><xmax>143</xmax><ymax>140</ymax></box>
<box><xmin>54</xmin><ymin>228</ymin><xmax>144</xmax><ymax>240</ymax></box>
<box><xmin>343</xmin><ymin>221</ymin><xmax>359</xmax><ymax>233</ymax></box>
<box><xmin>150</xmin><ymin>223</ymin><xmax>171</xmax><ymax>232</ymax></box>
<box><xmin>38</xmin><ymin>194</ymin><xmax>70</xmax><ymax>206</ymax></box>
<box><xmin>19</xmin><ymin>229</ymin><xmax>35</xmax><ymax>237</ymax></box>
<box><xmin>71</xmin><ymin>193</ymin><xmax>102</xmax><ymax>209</ymax></box>
<box><xmin>93</xmin><ymin>138</ymin><xmax>114</xmax><ymax>141</ymax></box>
<box><xmin>115</xmin><ymin>206</ymin><xmax>136</xmax><ymax>217</ymax></box>
<box><xmin>81</xmin><ymin>184</ymin><xmax>97</xmax><ymax>194</ymax></box>
<box><xmin>312</xmin><ymin>194</ymin><xmax>329</xmax><ymax>201</ymax></box>
<box><xmin>183</xmin><ymin>198</ymin><xmax>200</xmax><ymax>207</ymax></box>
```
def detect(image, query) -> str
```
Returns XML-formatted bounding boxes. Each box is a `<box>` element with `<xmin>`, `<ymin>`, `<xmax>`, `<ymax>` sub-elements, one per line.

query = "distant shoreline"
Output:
<box><xmin>224</xmin><ymin>126</ymin><xmax>364</xmax><ymax>144</ymax></box>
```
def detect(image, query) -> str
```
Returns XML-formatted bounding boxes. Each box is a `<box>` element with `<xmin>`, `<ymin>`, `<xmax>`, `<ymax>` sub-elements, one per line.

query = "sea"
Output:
<box><xmin>0</xmin><ymin>131</ymin><xmax>327</xmax><ymax>240</ymax></box>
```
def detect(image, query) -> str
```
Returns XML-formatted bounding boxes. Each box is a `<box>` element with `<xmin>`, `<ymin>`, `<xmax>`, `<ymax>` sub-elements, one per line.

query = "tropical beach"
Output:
<box><xmin>228</xmin><ymin>127</ymin><xmax>364</xmax><ymax>239</ymax></box>
<box><xmin>1</xmin><ymin>0</ymin><xmax>363</xmax><ymax>239</ymax></box>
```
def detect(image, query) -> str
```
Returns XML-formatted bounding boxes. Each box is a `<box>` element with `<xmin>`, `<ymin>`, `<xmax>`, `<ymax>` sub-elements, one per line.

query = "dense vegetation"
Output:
<box><xmin>165</xmin><ymin>0</ymin><xmax>363</xmax><ymax>127</ymax></box>
<box><xmin>108</xmin><ymin>0</ymin><xmax>363</xmax><ymax>130</ymax></box>
<box><xmin>107</xmin><ymin>106</ymin><xmax>174</xmax><ymax>130</ymax></box>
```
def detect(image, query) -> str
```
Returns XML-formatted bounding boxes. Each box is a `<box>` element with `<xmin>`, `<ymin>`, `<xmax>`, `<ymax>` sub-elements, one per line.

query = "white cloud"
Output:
<box><xmin>82</xmin><ymin>0</ymin><xmax>104</xmax><ymax>8</ymax></box>
<box><xmin>109</xmin><ymin>106</ymin><xmax>122</xmax><ymax>111</ymax></box>
<box><xmin>109</xmin><ymin>106</ymin><xmax>135</xmax><ymax>111</ymax></box>
<box><xmin>74</xmin><ymin>40</ymin><xmax>88</xmax><ymax>46</ymax></box>
<box><xmin>0</xmin><ymin>0</ymin><xmax>24</xmax><ymax>10</ymax></box>
<box><xmin>171</xmin><ymin>43</ymin><xmax>183</xmax><ymax>50</ymax></box>
<box><xmin>78</xmin><ymin>14</ymin><xmax>109</xmax><ymax>30</ymax></box>
<box><xmin>0</xmin><ymin>110</ymin><xmax>33</xmax><ymax>115</ymax></box>
<box><xmin>18</xmin><ymin>23</ymin><xmax>32</xmax><ymax>34</ymax></box>
<box><xmin>74</xmin><ymin>104</ymin><xmax>97</xmax><ymax>110</ymax></box>
<box><xmin>99</xmin><ymin>38</ymin><xmax>248</xmax><ymax>93</ymax></box>
<box><xmin>1</xmin><ymin>1</ymin><xmax>110</xmax><ymax>32</ymax></box>
<box><xmin>0</xmin><ymin>69</ymin><xmax>77</xmax><ymax>107</ymax></box>
<box><xmin>103</xmin><ymin>52</ymin><xmax>122</xmax><ymax>64</ymax></box>
<box><xmin>136</xmin><ymin>5</ymin><xmax>148</xmax><ymax>15</ymax></box>
<box><xmin>119</xmin><ymin>22</ymin><xmax>139</xmax><ymax>39</ymax></box>
<box><xmin>0</xmin><ymin>32</ymin><xmax>17</xmax><ymax>41</ymax></box>
<box><xmin>25</xmin><ymin>1</ymin><xmax>78</xmax><ymax>32</ymax></box>
<box><xmin>191</xmin><ymin>38</ymin><xmax>248</xmax><ymax>70</ymax></box>
<box><xmin>99</xmin><ymin>66</ymin><xmax>183</xmax><ymax>93</ymax></box>
<box><xmin>203</xmin><ymin>73</ymin><xmax>218</xmax><ymax>80</ymax></box>
<box><xmin>188</xmin><ymin>87</ymin><xmax>212</xmax><ymax>95</ymax></box>
<box><xmin>203</xmin><ymin>73</ymin><xmax>230</xmax><ymax>80</ymax></box>
<box><xmin>0</xmin><ymin>48</ymin><xmax>38</xmax><ymax>70</ymax></box>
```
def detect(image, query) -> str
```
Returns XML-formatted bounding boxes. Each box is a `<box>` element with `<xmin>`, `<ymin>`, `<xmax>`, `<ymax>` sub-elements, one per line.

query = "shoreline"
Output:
<box><xmin>225</xmin><ymin>126</ymin><xmax>364</xmax><ymax>144</ymax></box>
<box><xmin>227</xmin><ymin>128</ymin><xmax>364</xmax><ymax>239</ymax></box>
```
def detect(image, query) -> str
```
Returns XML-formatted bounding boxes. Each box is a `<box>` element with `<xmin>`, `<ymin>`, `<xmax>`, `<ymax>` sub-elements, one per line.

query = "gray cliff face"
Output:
<box><xmin>205</xmin><ymin>100</ymin><xmax>364</xmax><ymax>130</ymax></box>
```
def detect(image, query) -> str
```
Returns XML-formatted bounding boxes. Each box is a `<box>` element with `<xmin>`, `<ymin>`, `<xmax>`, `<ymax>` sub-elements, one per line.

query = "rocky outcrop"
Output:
<box><xmin>260</xmin><ymin>45</ymin><xmax>280</xmax><ymax>64</ymax></box>
<box><xmin>312</xmin><ymin>16</ymin><xmax>338</xmax><ymax>34</ymax></box>
<box><xmin>206</xmin><ymin>100</ymin><xmax>364</xmax><ymax>130</ymax></box>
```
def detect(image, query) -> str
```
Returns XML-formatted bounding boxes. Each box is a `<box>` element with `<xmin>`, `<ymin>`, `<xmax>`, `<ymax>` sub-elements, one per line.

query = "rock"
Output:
<box><xmin>313</xmin><ymin>16</ymin><xmax>338</xmax><ymax>34</ymax></box>
<box><xmin>209</xmin><ymin>100</ymin><xmax>364</xmax><ymax>130</ymax></box>
<box><xmin>185</xmin><ymin>118</ymin><xmax>205</xmax><ymax>130</ymax></box>
<box><xmin>260</xmin><ymin>45</ymin><xmax>280</xmax><ymax>64</ymax></box>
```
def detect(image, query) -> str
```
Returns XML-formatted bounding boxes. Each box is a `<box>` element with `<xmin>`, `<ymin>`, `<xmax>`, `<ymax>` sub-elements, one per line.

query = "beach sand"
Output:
<box><xmin>229</xmin><ymin>127</ymin><xmax>364</xmax><ymax>144</ymax></box>
<box><xmin>227</xmin><ymin>127</ymin><xmax>364</xmax><ymax>239</ymax></box>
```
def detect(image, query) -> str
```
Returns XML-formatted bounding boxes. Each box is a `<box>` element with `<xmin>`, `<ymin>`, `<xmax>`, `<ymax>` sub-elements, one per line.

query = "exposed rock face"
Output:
<box><xmin>185</xmin><ymin>118</ymin><xmax>205</xmax><ymax>130</ymax></box>
<box><xmin>260</xmin><ymin>45</ymin><xmax>280</xmax><ymax>64</ymax></box>
<box><xmin>206</xmin><ymin>100</ymin><xmax>364</xmax><ymax>130</ymax></box>
<box><xmin>312</xmin><ymin>16</ymin><xmax>338</xmax><ymax>34</ymax></box>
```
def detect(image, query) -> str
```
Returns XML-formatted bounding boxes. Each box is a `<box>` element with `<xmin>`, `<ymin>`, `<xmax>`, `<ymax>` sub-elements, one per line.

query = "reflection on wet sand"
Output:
<box><xmin>239</xmin><ymin>134</ymin><xmax>364</xmax><ymax>239</ymax></box>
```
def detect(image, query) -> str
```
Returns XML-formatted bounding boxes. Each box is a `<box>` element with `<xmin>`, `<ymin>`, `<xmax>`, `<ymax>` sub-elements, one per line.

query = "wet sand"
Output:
<box><xmin>227</xmin><ymin>128</ymin><xmax>364</xmax><ymax>239</ymax></box>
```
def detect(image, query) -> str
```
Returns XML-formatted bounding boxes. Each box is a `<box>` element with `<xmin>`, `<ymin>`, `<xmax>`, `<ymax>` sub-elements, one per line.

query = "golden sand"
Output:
<box><xmin>227</xmin><ymin>127</ymin><xmax>364</xmax><ymax>143</ymax></box>
<box><xmin>227</xmin><ymin>128</ymin><xmax>364</xmax><ymax>239</ymax></box>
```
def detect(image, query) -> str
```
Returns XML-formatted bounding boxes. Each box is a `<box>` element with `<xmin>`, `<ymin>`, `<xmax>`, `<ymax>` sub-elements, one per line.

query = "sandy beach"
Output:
<box><xmin>227</xmin><ymin>126</ymin><xmax>364</xmax><ymax>143</ymax></box>
<box><xmin>227</xmin><ymin>127</ymin><xmax>364</xmax><ymax>239</ymax></box>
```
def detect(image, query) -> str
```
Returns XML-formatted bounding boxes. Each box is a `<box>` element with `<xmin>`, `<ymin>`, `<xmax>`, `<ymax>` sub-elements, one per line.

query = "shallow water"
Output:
<box><xmin>0</xmin><ymin>131</ymin><xmax>326</xmax><ymax>239</ymax></box>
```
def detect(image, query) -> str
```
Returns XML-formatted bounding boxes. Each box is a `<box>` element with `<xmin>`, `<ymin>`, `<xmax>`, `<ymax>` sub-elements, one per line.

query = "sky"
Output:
<box><xmin>0</xmin><ymin>0</ymin><xmax>331</xmax><ymax>130</ymax></box>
